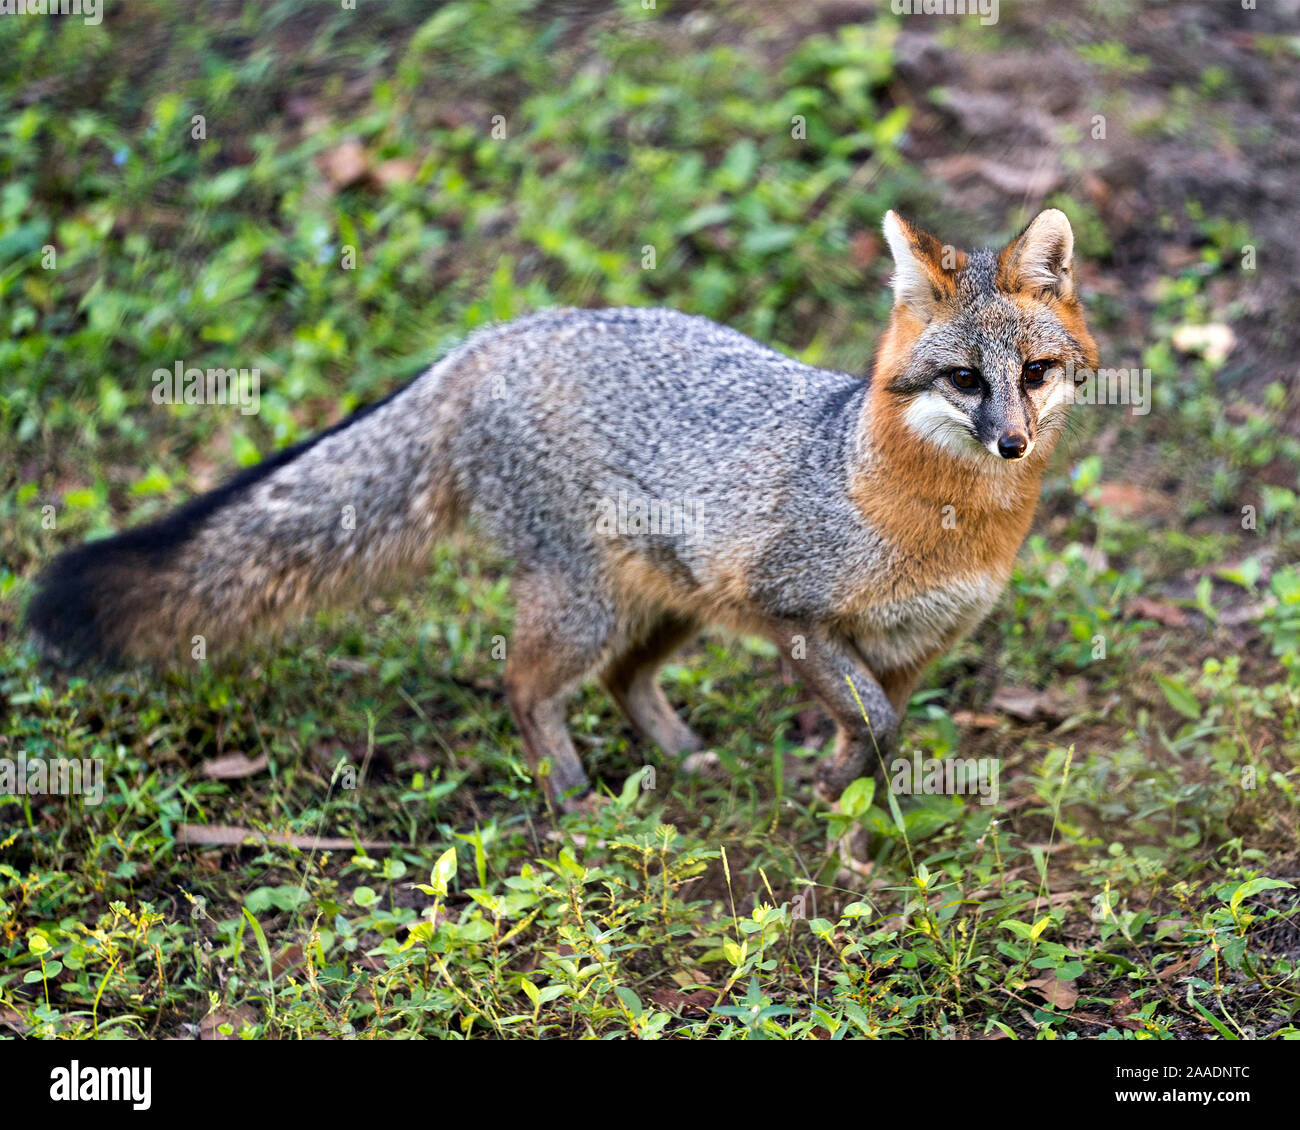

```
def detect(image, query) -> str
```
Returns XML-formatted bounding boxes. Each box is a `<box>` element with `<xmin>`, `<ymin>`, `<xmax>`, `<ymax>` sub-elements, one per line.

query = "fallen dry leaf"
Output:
<box><xmin>951</xmin><ymin>710</ymin><xmax>1001</xmax><ymax>729</ymax></box>
<box><xmin>316</xmin><ymin>139</ymin><xmax>369</xmax><ymax>191</ymax></box>
<box><xmin>201</xmin><ymin>753</ymin><xmax>268</xmax><ymax>780</ymax></box>
<box><xmin>271</xmin><ymin>944</ymin><xmax>305</xmax><ymax>981</ymax></box>
<box><xmin>1111</xmin><ymin>993</ymin><xmax>1144</xmax><ymax>1031</ymax></box>
<box><xmin>1159</xmin><ymin>243</ymin><xmax>1201</xmax><ymax>273</ymax></box>
<box><xmin>327</xmin><ymin>657</ymin><xmax>373</xmax><ymax>675</ymax></box>
<box><xmin>647</xmin><ymin>986</ymin><xmax>717</xmax><ymax>1017</ymax></box>
<box><xmin>370</xmin><ymin>157</ymin><xmax>419</xmax><ymax>189</ymax></box>
<box><xmin>179</xmin><ymin>824</ymin><xmax>392</xmax><ymax>850</ymax></box>
<box><xmin>1126</xmin><ymin>596</ymin><xmax>1189</xmax><ymax>628</ymax></box>
<box><xmin>1223</xmin><ymin>403</ymin><xmax>1267</xmax><ymax>423</ymax></box>
<box><xmin>1026</xmin><ymin>972</ymin><xmax>1078</xmax><ymax>1010</ymax></box>
<box><xmin>927</xmin><ymin>153</ymin><xmax>1062</xmax><ymax>197</ymax></box>
<box><xmin>1218</xmin><ymin>602</ymin><xmax>1267</xmax><ymax>627</ymax></box>
<box><xmin>970</xmin><ymin>157</ymin><xmax>1062</xmax><ymax>197</ymax></box>
<box><xmin>1157</xmin><ymin>954</ymin><xmax>1195</xmax><ymax>981</ymax></box>
<box><xmin>1094</xmin><ymin>482</ymin><xmax>1169</xmax><ymax>518</ymax></box>
<box><xmin>200</xmin><ymin>1006</ymin><xmax>257</xmax><ymax>1040</ymax></box>
<box><xmin>990</xmin><ymin>685</ymin><xmax>1076</xmax><ymax>723</ymax></box>
<box><xmin>1171</xmin><ymin>322</ymin><xmax>1236</xmax><ymax>365</ymax></box>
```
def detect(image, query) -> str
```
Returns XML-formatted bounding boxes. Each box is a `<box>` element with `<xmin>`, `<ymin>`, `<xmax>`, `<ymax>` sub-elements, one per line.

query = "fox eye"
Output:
<box><xmin>946</xmin><ymin>367</ymin><xmax>981</xmax><ymax>392</ymax></box>
<box><xmin>1022</xmin><ymin>359</ymin><xmax>1056</xmax><ymax>387</ymax></box>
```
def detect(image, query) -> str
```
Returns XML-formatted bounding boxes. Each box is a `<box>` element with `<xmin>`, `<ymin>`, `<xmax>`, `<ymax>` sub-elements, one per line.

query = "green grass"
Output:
<box><xmin>2</xmin><ymin>1</ymin><xmax>1298</xmax><ymax>1040</ymax></box>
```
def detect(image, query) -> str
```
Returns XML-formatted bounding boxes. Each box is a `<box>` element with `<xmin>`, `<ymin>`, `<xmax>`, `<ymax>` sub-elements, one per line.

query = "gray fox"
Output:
<box><xmin>28</xmin><ymin>209</ymin><xmax>1097</xmax><ymax>810</ymax></box>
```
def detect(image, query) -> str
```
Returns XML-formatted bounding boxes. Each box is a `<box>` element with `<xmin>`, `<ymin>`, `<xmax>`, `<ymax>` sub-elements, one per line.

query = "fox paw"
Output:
<box><xmin>814</xmin><ymin>762</ymin><xmax>859</xmax><ymax>805</ymax></box>
<box><xmin>561</xmin><ymin>789</ymin><xmax>610</xmax><ymax>815</ymax></box>
<box><xmin>833</xmin><ymin>825</ymin><xmax>875</xmax><ymax>879</ymax></box>
<box><xmin>813</xmin><ymin>774</ymin><xmax>841</xmax><ymax>807</ymax></box>
<box><xmin>680</xmin><ymin>749</ymin><xmax>727</xmax><ymax>780</ymax></box>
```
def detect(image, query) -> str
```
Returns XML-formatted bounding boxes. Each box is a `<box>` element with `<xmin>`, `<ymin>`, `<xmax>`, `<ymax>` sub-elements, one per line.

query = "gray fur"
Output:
<box><xmin>439</xmin><ymin>307</ymin><xmax>884</xmax><ymax>622</ymax></box>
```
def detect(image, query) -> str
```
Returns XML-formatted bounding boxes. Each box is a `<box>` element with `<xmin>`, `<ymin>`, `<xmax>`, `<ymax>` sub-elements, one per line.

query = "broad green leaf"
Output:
<box><xmin>430</xmin><ymin>847</ymin><xmax>457</xmax><ymax>897</ymax></box>
<box><xmin>1228</xmin><ymin>877</ymin><xmax>1293</xmax><ymax>914</ymax></box>
<box><xmin>614</xmin><ymin>986</ymin><xmax>643</xmax><ymax>1018</ymax></box>
<box><xmin>840</xmin><ymin>776</ymin><xmax>875</xmax><ymax>819</ymax></box>
<box><xmin>1156</xmin><ymin>675</ymin><xmax>1200</xmax><ymax>720</ymax></box>
<box><xmin>521</xmin><ymin>979</ymin><xmax>540</xmax><ymax>1008</ymax></box>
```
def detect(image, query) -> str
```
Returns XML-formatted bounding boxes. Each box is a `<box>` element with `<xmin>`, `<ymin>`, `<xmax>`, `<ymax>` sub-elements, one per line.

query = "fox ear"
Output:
<box><xmin>882</xmin><ymin>211</ymin><xmax>962</xmax><ymax>322</ymax></box>
<box><xmin>1000</xmin><ymin>209</ymin><xmax>1075</xmax><ymax>298</ymax></box>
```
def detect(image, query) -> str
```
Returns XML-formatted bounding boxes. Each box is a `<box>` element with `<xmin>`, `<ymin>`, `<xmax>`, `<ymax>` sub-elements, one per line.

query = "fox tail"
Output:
<box><xmin>27</xmin><ymin>366</ymin><xmax>460</xmax><ymax>666</ymax></box>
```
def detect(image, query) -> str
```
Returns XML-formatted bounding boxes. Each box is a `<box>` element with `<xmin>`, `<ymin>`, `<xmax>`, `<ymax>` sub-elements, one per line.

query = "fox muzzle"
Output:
<box><xmin>996</xmin><ymin>430</ymin><xmax>1030</xmax><ymax>460</ymax></box>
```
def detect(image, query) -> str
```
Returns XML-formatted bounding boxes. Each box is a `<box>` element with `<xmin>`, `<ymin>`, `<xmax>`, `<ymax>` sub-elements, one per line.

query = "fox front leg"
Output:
<box><xmin>765</xmin><ymin>621</ymin><xmax>899</xmax><ymax>802</ymax></box>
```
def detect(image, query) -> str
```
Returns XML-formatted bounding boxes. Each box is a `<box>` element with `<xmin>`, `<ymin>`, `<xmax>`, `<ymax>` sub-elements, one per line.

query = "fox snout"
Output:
<box><xmin>996</xmin><ymin>429</ymin><xmax>1030</xmax><ymax>460</ymax></box>
<box><xmin>980</xmin><ymin>406</ymin><xmax>1034</xmax><ymax>461</ymax></box>
<box><xmin>971</xmin><ymin>376</ymin><xmax>1038</xmax><ymax>462</ymax></box>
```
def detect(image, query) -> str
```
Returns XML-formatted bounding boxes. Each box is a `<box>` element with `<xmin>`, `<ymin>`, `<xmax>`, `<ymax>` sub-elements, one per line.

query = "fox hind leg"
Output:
<box><xmin>504</xmin><ymin>571</ymin><xmax>615</xmax><ymax>811</ymax></box>
<box><xmin>601</xmin><ymin>613</ymin><xmax>704</xmax><ymax>756</ymax></box>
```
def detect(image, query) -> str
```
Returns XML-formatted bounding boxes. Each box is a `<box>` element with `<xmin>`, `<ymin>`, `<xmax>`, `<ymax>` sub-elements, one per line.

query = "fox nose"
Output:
<box><xmin>997</xmin><ymin>431</ymin><xmax>1029</xmax><ymax>460</ymax></box>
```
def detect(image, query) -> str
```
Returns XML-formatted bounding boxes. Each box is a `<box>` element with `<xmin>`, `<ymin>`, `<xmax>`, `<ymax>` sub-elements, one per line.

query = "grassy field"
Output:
<box><xmin>2</xmin><ymin>0</ymin><xmax>1298</xmax><ymax>1040</ymax></box>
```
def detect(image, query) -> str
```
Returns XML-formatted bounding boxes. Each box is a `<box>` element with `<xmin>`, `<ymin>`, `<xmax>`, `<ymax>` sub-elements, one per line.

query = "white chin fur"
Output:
<box><xmin>903</xmin><ymin>391</ymin><xmax>988</xmax><ymax>461</ymax></box>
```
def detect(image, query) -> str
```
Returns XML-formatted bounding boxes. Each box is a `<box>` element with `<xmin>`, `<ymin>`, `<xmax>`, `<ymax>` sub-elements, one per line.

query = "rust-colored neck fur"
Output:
<box><xmin>849</xmin><ymin>309</ymin><xmax>1055</xmax><ymax>594</ymax></box>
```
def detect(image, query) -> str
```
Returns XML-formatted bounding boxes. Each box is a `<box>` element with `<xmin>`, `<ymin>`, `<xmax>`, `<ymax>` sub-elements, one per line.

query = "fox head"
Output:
<box><xmin>872</xmin><ymin>209</ymin><xmax>1098</xmax><ymax>464</ymax></box>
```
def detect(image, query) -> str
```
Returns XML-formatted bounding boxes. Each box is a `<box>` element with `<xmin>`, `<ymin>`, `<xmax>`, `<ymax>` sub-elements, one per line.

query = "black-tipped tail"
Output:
<box><xmin>27</xmin><ymin>369</ymin><xmax>441</xmax><ymax>668</ymax></box>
